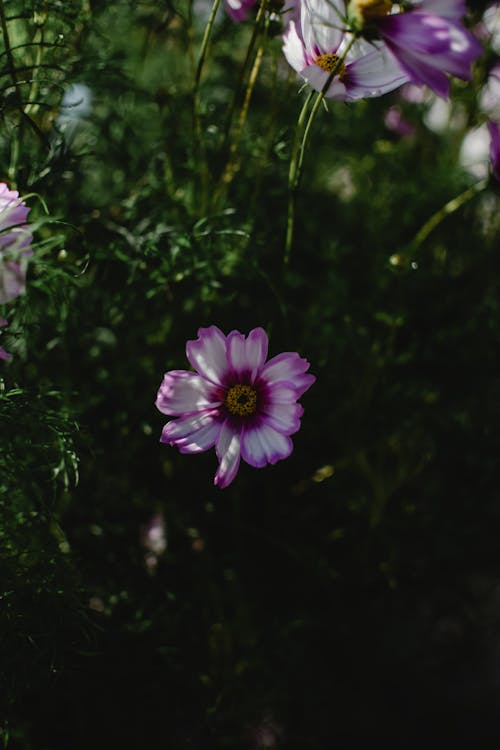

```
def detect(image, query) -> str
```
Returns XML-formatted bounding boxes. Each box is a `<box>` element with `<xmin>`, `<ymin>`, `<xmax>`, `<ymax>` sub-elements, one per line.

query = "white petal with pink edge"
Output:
<box><xmin>161</xmin><ymin>408</ymin><xmax>221</xmax><ymax>441</ymax></box>
<box><xmin>186</xmin><ymin>325</ymin><xmax>229</xmax><ymax>386</ymax></box>
<box><xmin>241</xmin><ymin>422</ymin><xmax>293</xmax><ymax>468</ymax></box>
<box><xmin>214</xmin><ymin>419</ymin><xmax>242</xmax><ymax>488</ymax></box>
<box><xmin>259</xmin><ymin>401</ymin><xmax>304</xmax><ymax>435</ymax></box>
<box><xmin>174</xmin><ymin>418</ymin><xmax>222</xmax><ymax>454</ymax></box>
<box><xmin>227</xmin><ymin>327</ymin><xmax>268</xmax><ymax>382</ymax></box>
<box><xmin>156</xmin><ymin>370</ymin><xmax>221</xmax><ymax>416</ymax></box>
<box><xmin>283</xmin><ymin>21</ymin><xmax>307</xmax><ymax>72</ymax></box>
<box><xmin>260</xmin><ymin>351</ymin><xmax>311</xmax><ymax>383</ymax></box>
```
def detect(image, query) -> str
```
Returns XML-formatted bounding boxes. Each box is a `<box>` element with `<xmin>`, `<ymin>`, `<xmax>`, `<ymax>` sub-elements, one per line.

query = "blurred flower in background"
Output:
<box><xmin>56</xmin><ymin>83</ymin><xmax>93</xmax><ymax>145</ymax></box>
<box><xmin>488</xmin><ymin>120</ymin><xmax>500</xmax><ymax>180</ymax></box>
<box><xmin>384</xmin><ymin>105</ymin><xmax>416</xmax><ymax>137</ymax></box>
<box><xmin>225</xmin><ymin>0</ymin><xmax>258</xmax><ymax>22</ymax></box>
<box><xmin>250</xmin><ymin>714</ymin><xmax>283</xmax><ymax>749</ymax></box>
<box><xmin>459</xmin><ymin>123</ymin><xmax>491</xmax><ymax>179</ymax></box>
<box><xmin>0</xmin><ymin>183</ymin><xmax>33</xmax><ymax>305</ymax></box>
<box><xmin>141</xmin><ymin>513</ymin><xmax>167</xmax><ymax>571</ymax></box>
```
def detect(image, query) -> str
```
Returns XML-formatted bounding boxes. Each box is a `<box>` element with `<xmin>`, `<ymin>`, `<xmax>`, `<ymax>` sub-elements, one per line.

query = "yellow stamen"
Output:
<box><xmin>225</xmin><ymin>384</ymin><xmax>258</xmax><ymax>417</ymax></box>
<box><xmin>315</xmin><ymin>54</ymin><xmax>346</xmax><ymax>78</ymax></box>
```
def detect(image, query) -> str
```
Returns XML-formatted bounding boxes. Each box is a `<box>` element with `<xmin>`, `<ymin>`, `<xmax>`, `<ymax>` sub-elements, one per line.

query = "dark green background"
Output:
<box><xmin>2</xmin><ymin>0</ymin><xmax>500</xmax><ymax>746</ymax></box>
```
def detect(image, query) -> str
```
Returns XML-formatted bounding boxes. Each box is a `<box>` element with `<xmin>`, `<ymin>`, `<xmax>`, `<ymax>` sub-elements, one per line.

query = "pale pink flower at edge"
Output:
<box><xmin>0</xmin><ymin>182</ymin><xmax>33</xmax><ymax>305</ymax></box>
<box><xmin>156</xmin><ymin>326</ymin><xmax>315</xmax><ymax>488</ymax></box>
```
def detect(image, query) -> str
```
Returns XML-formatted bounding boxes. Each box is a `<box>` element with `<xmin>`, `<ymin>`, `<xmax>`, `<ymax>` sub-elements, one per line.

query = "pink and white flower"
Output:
<box><xmin>156</xmin><ymin>326</ymin><xmax>315</xmax><ymax>488</ymax></box>
<box><xmin>0</xmin><ymin>183</ymin><xmax>33</xmax><ymax>305</ymax></box>
<box><xmin>283</xmin><ymin>0</ymin><xmax>409</xmax><ymax>101</ymax></box>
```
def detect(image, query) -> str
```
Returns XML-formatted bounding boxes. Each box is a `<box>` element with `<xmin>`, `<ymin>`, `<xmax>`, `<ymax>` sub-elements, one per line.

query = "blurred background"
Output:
<box><xmin>2</xmin><ymin>0</ymin><xmax>500</xmax><ymax>746</ymax></box>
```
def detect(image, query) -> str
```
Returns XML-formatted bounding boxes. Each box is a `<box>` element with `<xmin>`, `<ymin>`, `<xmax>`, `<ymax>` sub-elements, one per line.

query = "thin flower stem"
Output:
<box><xmin>284</xmin><ymin>37</ymin><xmax>355</xmax><ymax>265</ymax></box>
<box><xmin>295</xmin><ymin>90</ymin><xmax>326</xmax><ymax>189</ymax></box>
<box><xmin>24</xmin><ymin>21</ymin><xmax>45</xmax><ymax>117</ymax></box>
<box><xmin>192</xmin><ymin>0</ymin><xmax>222</xmax><ymax>215</ymax></box>
<box><xmin>0</xmin><ymin>0</ymin><xmax>22</xmax><ymax>183</ymax></box>
<box><xmin>412</xmin><ymin>178</ymin><xmax>489</xmax><ymax>249</ymax></box>
<box><xmin>0</xmin><ymin>0</ymin><xmax>20</xmax><ymax>99</ymax></box>
<box><xmin>215</xmin><ymin>9</ymin><xmax>269</xmax><ymax>200</ymax></box>
<box><xmin>219</xmin><ymin>0</ymin><xmax>267</xmax><ymax>150</ymax></box>
<box><xmin>284</xmin><ymin>90</ymin><xmax>314</xmax><ymax>265</ymax></box>
<box><xmin>194</xmin><ymin>0</ymin><xmax>222</xmax><ymax>94</ymax></box>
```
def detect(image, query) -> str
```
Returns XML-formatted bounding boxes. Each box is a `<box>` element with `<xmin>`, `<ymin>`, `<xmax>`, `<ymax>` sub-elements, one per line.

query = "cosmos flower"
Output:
<box><xmin>354</xmin><ymin>0</ymin><xmax>484</xmax><ymax>98</ymax></box>
<box><xmin>488</xmin><ymin>120</ymin><xmax>500</xmax><ymax>181</ymax></box>
<box><xmin>282</xmin><ymin>0</ymin><xmax>409</xmax><ymax>101</ymax></box>
<box><xmin>0</xmin><ymin>183</ymin><xmax>33</xmax><ymax>305</ymax></box>
<box><xmin>156</xmin><ymin>326</ymin><xmax>315</xmax><ymax>488</ymax></box>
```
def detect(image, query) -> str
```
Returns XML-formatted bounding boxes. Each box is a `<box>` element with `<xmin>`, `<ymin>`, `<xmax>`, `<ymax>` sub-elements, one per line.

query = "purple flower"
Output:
<box><xmin>225</xmin><ymin>0</ymin><xmax>257</xmax><ymax>22</ymax></box>
<box><xmin>375</xmin><ymin>1</ymin><xmax>483</xmax><ymax>98</ymax></box>
<box><xmin>283</xmin><ymin>0</ymin><xmax>409</xmax><ymax>101</ymax></box>
<box><xmin>384</xmin><ymin>105</ymin><xmax>416</xmax><ymax>137</ymax></box>
<box><xmin>0</xmin><ymin>183</ymin><xmax>33</xmax><ymax>304</ymax></box>
<box><xmin>156</xmin><ymin>326</ymin><xmax>315</xmax><ymax>488</ymax></box>
<box><xmin>488</xmin><ymin>120</ymin><xmax>500</xmax><ymax>181</ymax></box>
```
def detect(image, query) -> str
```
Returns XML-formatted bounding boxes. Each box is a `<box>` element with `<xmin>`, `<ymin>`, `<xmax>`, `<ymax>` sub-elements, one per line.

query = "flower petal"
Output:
<box><xmin>227</xmin><ymin>327</ymin><xmax>268</xmax><ymax>383</ymax></box>
<box><xmin>258</xmin><ymin>352</ymin><xmax>316</xmax><ymax>397</ymax></box>
<box><xmin>302</xmin><ymin>64</ymin><xmax>348</xmax><ymax>99</ymax></box>
<box><xmin>283</xmin><ymin>21</ymin><xmax>307</xmax><ymax>73</ymax></box>
<box><xmin>378</xmin><ymin>14</ymin><xmax>482</xmax><ymax>97</ymax></box>
<box><xmin>0</xmin><ymin>260</ymin><xmax>27</xmax><ymax>304</ymax></box>
<box><xmin>417</xmin><ymin>0</ymin><xmax>466</xmax><ymax>19</ymax></box>
<box><xmin>155</xmin><ymin>370</ymin><xmax>222</xmax><ymax>416</ymax></box>
<box><xmin>161</xmin><ymin>409</ymin><xmax>222</xmax><ymax>454</ymax></box>
<box><xmin>301</xmin><ymin>0</ymin><xmax>344</xmax><ymax>56</ymax></box>
<box><xmin>344</xmin><ymin>46</ymin><xmax>410</xmax><ymax>101</ymax></box>
<box><xmin>259</xmin><ymin>401</ymin><xmax>304</xmax><ymax>435</ymax></box>
<box><xmin>214</xmin><ymin>419</ymin><xmax>242</xmax><ymax>488</ymax></box>
<box><xmin>186</xmin><ymin>325</ymin><xmax>229</xmax><ymax>386</ymax></box>
<box><xmin>241</xmin><ymin>421</ymin><xmax>294</xmax><ymax>468</ymax></box>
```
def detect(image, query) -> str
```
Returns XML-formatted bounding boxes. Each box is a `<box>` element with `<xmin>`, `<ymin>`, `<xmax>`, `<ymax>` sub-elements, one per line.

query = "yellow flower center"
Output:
<box><xmin>315</xmin><ymin>54</ymin><xmax>346</xmax><ymax>77</ymax></box>
<box><xmin>225</xmin><ymin>384</ymin><xmax>258</xmax><ymax>417</ymax></box>
<box><xmin>348</xmin><ymin>0</ymin><xmax>393</xmax><ymax>26</ymax></box>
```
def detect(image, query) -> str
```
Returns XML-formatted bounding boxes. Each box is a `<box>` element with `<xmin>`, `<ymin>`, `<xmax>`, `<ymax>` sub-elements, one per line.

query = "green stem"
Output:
<box><xmin>215</xmin><ymin>8</ymin><xmax>269</xmax><ymax>201</ymax></box>
<box><xmin>192</xmin><ymin>0</ymin><xmax>222</xmax><ymax>215</ymax></box>
<box><xmin>412</xmin><ymin>178</ymin><xmax>489</xmax><ymax>249</ymax></box>
<box><xmin>284</xmin><ymin>90</ymin><xmax>314</xmax><ymax>265</ymax></box>
<box><xmin>0</xmin><ymin>0</ymin><xmax>22</xmax><ymax>183</ymax></box>
<box><xmin>0</xmin><ymin>0</ymin><xmax>20</xmax><ymax>98</ymax></box>
<box><xmin>194</xmin><ymin>0</ymin><xmax>222</xmax><ymax>94</ymax></box>
<box><xmin>24</xmin><ymin>18</ymin><xmax>45</xmax><ymax>117</ymax></box>
<box><xmin>284</xmin><ymin>37</ymin><xmax>355</xmax><ymax>265</ymax></box>
<box><xmin>219</xmin><ymin>0</ymin><xmax>267</xmax><ymax>154</ymax></box>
